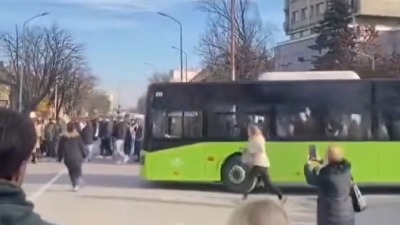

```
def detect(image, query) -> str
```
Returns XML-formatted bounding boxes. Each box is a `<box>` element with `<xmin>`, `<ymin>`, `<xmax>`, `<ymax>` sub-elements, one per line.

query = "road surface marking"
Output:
<box><xmin>27</xmin><ymin>168</ymin><xmax>67</xmax><ymax>202</ymax></box>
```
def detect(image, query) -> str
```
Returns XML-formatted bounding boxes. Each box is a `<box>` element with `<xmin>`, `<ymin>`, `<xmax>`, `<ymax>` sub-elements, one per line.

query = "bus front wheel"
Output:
<box><xmin>221</xmin><ymin>155</ymin><xmax>257</xmax><ymax>193</ymax></box>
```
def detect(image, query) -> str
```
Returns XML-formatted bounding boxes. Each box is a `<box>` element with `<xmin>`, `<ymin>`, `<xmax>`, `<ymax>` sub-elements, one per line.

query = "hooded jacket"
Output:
<box><xmin>57</xmin><ymin>130</ymin><xmax>87</xmax><ymax>168</ymax></box>
<box><xmin>0</xmin><ymin>181</ymin><xmax>55</xmax><ymax>225</ymax></box>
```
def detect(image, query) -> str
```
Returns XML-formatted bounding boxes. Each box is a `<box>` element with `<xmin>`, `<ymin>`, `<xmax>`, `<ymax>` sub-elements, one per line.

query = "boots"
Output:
<box><xmin>31</xmin><ymin>152</ymin><xmax>37</xmax><ymax>164</ymax></box>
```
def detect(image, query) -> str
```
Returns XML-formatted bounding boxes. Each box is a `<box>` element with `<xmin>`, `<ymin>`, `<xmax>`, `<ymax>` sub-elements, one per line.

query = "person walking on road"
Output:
<box><xmin>112</xmin><ymin>116</ymin><xmax>129</xmax><ymax>164</ymax></box>
<box><xmin>241</xmin><ymin>124</ymin><xmax>286</xmax><ymax>203</ymax></box>
<box><xmin>58</xmin><ymin>122</ymin><xmax>87</xmax><ymax>192</ymax></box>
<box><xmin>80</xmin><ymin>119</ymin><xmax>94</xmax><ymax>162</ymax></box>
<box><xmin>44</xmin><ymin>119</ymin><xmax>58</xmax><ymax>160</ymax></box>
<box><xmin>99</xmin><ymin>118</ymin><xmax>113</xmax><ymax>158</ymax></box>
<box><xmin>0</xmin><ymin>108</ymin><xmax>56</xmax><ymax>225</ymax></box>
<box><xmin>133</xmin><ymin>124</ymin><xmax>143</xmax><ymax>162</ymax></box>
<box><xmin>304</xmin><ymin>145</ymin><xmax>355</xmax><ymax>225</ymax></box>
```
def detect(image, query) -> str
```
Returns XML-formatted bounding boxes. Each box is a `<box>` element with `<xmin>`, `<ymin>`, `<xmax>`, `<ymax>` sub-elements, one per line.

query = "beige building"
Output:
<box><xmin>277</xmin><ymin>0</ymin><xmax>400</xmax><ymax>71</ymax></box>
<box><xmin>170</xmin><ymin>69</ymin><xmax>201</xmax><ymax>82</ymax></box>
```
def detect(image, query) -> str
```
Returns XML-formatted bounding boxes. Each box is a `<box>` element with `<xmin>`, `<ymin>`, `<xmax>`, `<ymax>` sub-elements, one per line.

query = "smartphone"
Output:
<box><xmin>308</xmin><ymin>145</ymin><xmax>317</xmax><ymax>160</ymax></box>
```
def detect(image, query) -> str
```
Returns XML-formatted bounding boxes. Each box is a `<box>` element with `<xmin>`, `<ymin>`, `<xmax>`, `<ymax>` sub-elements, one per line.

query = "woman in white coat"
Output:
<box><xmin>242</xmin><ymin>124</ymin><xmax>285</xmax><ymax>202</ymax></box>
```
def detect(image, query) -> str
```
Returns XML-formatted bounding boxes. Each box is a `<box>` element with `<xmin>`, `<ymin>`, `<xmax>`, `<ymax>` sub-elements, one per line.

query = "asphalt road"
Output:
<box><xmin>23</xmin><ymin>158</ymin><xmax>400</xmax><ymax>225</ymax></box>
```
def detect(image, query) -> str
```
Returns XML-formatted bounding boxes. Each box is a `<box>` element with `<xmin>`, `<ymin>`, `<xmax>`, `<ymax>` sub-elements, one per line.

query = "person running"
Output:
<box><xmin>58</xmin><ymin>122</ymin><xmax>87</xmax><ymax>191</ymax></box>
<box><xmin>241</xmin><ymin>124</ymin><xmax>286</xmax><ymax>203</ymax></box>
<box><xmin>0</xmin><ymin>108</ymin><xmax>56</xmax><ymax>224</ymax></box>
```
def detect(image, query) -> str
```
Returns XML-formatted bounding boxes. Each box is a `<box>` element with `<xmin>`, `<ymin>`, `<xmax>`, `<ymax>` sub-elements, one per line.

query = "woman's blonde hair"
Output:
<box><xmin>247</xmin><ymin>124</ymin><xmax>264</xmax><ymax>138</ymax></box>
<box><xmin>228</xmin><ymin>199</ymin><xmax>290</xmax><ymax>225</ymax></box>
<box><xmin>326</xmin><ymin>145</ymin><xmax>344</xmax><ymax>163</ymax></box>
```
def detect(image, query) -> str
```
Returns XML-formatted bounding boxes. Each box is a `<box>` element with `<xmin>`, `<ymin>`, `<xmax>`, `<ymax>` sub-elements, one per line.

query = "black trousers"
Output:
<box><xmin>100</xmin><ymin>137</ymin><xmax>112</xmax><ymax>156</ymax></box>
<box><xmin>243</xmin><ymin>166</ymin><xmax>283</xmax><ymax>199</ymax></box>
<box><xmin>134</xmin><ymin>140</ymin><xmax>142</xmax><ymax>157</ymax></box>
<box><xmin>67</xmin><ymin>165</ymin><xmax>82</xmax><ymax>187</ymax></box>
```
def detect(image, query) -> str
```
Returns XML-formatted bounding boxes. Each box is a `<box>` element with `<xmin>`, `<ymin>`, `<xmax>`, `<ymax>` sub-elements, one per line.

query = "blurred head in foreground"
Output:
<box><xmin>0</xmin><ymin>109</ymin><xmax>36</xmax><ymax>186</ymax></box>
<box><xmin>228</xmin><ymin>199</ymin><xmax>290</xmax><ymax>225</ymax></box>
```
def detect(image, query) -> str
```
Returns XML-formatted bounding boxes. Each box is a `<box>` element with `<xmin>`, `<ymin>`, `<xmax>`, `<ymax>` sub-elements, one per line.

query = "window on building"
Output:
<box><xmin>316</xmin><ymin>3</ymin><xmax>324</xmax><ymax>15</ymax></box>
<box><xmin>301</xmin><ymin>8</ymin><xmax>308</xmax><ymax>20</ymax></box>
<box><xmin>293</xmin><ymin>32</ymin><xmax>301</xmax><ymax>39</ymax></box>
<box><xmin>291</xmin><ymin>11</ymin><xmax>299</xmax><ymax>23</ymax></box>
<box><xmin>310</xmin><ymin>5</ymin><xmax>314</xmax><ymax>18</ymax></box>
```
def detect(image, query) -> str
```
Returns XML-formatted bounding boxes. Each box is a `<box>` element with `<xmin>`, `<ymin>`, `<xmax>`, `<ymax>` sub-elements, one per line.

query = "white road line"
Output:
<box><xmin>27</xmin><ymin>168</ymin><xmax>67</xmax><ymax>202</ymax></box>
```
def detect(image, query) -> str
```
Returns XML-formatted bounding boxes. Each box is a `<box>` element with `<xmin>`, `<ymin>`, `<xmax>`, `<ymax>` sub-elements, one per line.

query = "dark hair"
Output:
<box><xmin>0</xmin><ymin>109</ymin><xmax>36</xmax><ymax>179</ymax></box>
<box><xmin>66</xmin><ymin>122</ymin><xmax>76</xmax><ymax>133</ymax></box>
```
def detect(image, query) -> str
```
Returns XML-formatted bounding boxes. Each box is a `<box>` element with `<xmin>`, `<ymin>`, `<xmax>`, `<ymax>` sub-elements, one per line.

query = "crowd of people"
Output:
<box><xmin>31</xmin><ymin>114</ymin><xmax>143</xmax><ymax>164</ymax></box>
<box><xmin>0</xmin><ymin>108</ymin><xmax>366</xmax><ymax>225</ymax></box>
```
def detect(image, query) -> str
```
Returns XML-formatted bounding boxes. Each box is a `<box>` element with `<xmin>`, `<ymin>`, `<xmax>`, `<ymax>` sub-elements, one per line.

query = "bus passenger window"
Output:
<box><xmin>167</xmin><ymin>112</ymin><xmax>183</xmax><ymax>138</ymax></box>
<box><xmin>207</xmin><ymin>113</ymin><xmax>238</xmax><ymax>138</ymax></box>
<box><xmin>183</xmin><ymin>111</ymin><xmax>202</xmax><ymax>138</ymax></box>
<box><xmin>377</xmin><ymin>110</ymin><xmax>400</xmax><ymax>141</ymax></box>
<box><xmin>325</xmin><ymin>110</ymin><xmax>371</xmax><ymax>141</ymax></box>
<box><xmin>276</xmin><ymin>106</ymin><xmax>324</xmax><ymax>140</ymax></box>
<box><xmin>150</xmin><ymin>110</ymin><xmax>183</xmax><ymax>139</ymax></box>
<box><xmin>151</xmin><ymin>110</ymin><xmax>168</xmax><ymax>138</ymax></box>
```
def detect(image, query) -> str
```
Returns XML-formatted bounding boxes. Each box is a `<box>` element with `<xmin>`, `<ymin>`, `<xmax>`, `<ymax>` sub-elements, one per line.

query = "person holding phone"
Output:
<box><xmin>241</xmin><ymin>124</ymin><xmax>286</xmax><ymax>203</ymax></box>
<box><xmin>304</xmin><ymin>145</ymin><xmax>355</xmax><ymax>225</ymax></box>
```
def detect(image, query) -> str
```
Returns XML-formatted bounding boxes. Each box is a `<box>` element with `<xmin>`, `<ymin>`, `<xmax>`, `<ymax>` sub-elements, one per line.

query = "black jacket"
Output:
<box><xmin>99</xmin><ymin>121</ymin><xmax>112</xmax><ymax>138</ymax></box>
<box><xmin>58</xmin><ymin>131</ymin><xmax>87</xmax><ymax>168</ymax></box>
<box><xmin>112</xmin><ymin>121</ymin><xmax>128</xmax><ymax>140</ymax></box>
<box><xmin>305</xmin><ymin>160</ymin><xmax>354</xmax><ymax>225</ymax></box>
<box><xmin>0</xmin><ymin>181</ymin><xmax>55</xmax><ymax>225</ymax></box>
<box><xmin>80</xmin><ymin>124</ymin><xmax>94</xmax><ymax>145</ymax></box>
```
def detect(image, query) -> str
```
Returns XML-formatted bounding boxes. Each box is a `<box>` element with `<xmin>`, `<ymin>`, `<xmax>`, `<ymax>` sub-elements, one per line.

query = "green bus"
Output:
<box><xmin>140</xmin><ymin>80</ymin><xmax>400</xmax><ymax>192</ymax></box>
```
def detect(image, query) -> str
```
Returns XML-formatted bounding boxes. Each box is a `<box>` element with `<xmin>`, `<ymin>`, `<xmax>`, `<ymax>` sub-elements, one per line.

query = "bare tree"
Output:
<box><xmin>82</xmin><ymin>90</ymin><xmax>111</xmax><ymax>116</ymax></box>
<box><xmin>197</xmin><ymin>0</ymin><xmax>274</xmax><ymax>81</ymax></box>
<box><xmin>0</xmin><ymin>23</ymin><xmax>86</xmax><ymax>114</ymax></box>
<box><xmin>58</xmin><ymin>71</ymin><xmax>97</xmax><ymax>117</ymax></box>
<box><xmin>147</xmin><ymin>71</ymin><xmax>173</xmax><ymax>83</ymax></box>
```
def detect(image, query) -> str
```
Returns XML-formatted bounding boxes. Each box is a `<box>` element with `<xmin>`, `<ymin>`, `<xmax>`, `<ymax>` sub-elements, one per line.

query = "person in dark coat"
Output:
<box><xmin>99</xmin><ymin>118</ymin><xmax>113</xmax><ymax>157</ymax></box>
<box><xmin>79</xmin><ymin>119</ymin><xmax>94</xmax><ymax>162</ymax></box>
<box><xmin>304</xmin><ymin>145</ymin><xmax>354</xmax><ymax>225</ymax></box>
<box><xmin>58</xmin><ymin>122</ymin><xmax>87</xmax><ymax>192</ymax></box>
<box><xmin>133</xmin><ymin>124</ymin><xmax>143</xmax><ymax>162</ymax></box>
<box><xmin>0</xmin><ymin>108</ymin><xmax>55</xmax><ymax>225</ymax></box>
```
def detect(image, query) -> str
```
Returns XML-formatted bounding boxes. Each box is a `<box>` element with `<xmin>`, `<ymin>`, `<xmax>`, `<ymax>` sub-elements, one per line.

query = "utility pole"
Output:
<box><xmin>230</xmin><ymin>0</ymin><xmax>236</xmax><ymax>81</ymax></box>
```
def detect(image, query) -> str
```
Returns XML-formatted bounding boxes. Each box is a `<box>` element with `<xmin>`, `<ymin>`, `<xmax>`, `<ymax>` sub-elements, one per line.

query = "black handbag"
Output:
<box><xmin>350</xmin><ymin>179</ymin><xmax>367</xmax><ymax>212</ymax></box>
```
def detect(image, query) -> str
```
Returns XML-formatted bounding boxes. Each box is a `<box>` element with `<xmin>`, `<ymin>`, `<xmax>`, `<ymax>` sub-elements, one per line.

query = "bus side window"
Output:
<box><xmin>325</xmin><ymin>110</ymin><xmax>372</xmax><ymax>141</ymax></box>
<box><xmin>276</xmin><ymin>106</ymin><xmax>324</xmax><ymax>140</ymax></box>
<box><xmin>377</xmin><ymin>109</ymin><xmax>400</xmax><ymax>141</ymax></box>
<box><xmin>183</xmin><ymin>111</ymin><xmax>203</xmax><ymax>138</ymax></box>
<box><xmin>151</xmin><ymin>110</ymin><xmax>168</xmax><ymax>138</ymax></box>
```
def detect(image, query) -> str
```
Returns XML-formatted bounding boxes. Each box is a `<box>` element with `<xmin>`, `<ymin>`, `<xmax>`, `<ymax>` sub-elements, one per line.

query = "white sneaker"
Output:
<box><xmin>123</xmin><ymin>156</ymin><xmax>129</xmax><ymax>164</ymax></box>
<box><xmin>72</xmin><ymin>186</ymin><xmax>79</xmax><ymax>192</ymax></box>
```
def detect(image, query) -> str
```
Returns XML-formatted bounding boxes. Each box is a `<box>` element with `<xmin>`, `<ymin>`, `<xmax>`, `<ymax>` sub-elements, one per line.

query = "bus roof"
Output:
<box><xmin>258</xmin><ymin>71</ymin><xmax>361</xmax><ymax>81</ymax></box>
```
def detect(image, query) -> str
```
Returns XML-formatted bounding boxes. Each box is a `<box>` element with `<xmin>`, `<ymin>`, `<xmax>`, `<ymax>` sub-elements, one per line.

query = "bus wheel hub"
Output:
<box><xmin>228</xmin><ymin>165</ymin><xmax>246</xmax><ymax>184</ymax></box>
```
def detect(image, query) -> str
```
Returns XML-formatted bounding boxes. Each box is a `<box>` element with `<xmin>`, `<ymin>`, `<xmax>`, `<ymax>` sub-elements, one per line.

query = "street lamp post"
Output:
<box><xmin>171</xmin><ymin>46</ymin><xmax>187</xmax><ymax>82</ymax></box>
<box><xmin>18</xmin><ymin>12</ymin><xmax>50</xmax><ymax>113</ymax></box>
<box><xmin>230</xmin><ymin>0</ymin><xmax>236</xmax><ymax>81</ymax></box>
<box><xmin>157</xmin><ymin>12</ymin><xmax>183</xmax><ymax>82</ymax></box>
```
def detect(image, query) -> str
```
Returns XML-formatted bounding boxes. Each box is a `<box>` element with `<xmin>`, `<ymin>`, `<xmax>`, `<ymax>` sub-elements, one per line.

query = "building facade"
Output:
<box><xmin>170</xmin><ymin>69</ymin><xmax>201</xmax><ymax>82</ymax></box>
<box><xmin>277</xmin><ymin>0</ymin><xmax>400</xmax><ymax>71</ymax></box>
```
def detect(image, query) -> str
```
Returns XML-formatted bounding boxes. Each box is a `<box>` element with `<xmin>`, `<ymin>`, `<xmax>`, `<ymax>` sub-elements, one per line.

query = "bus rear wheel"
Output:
<box><xmin>221</xmin><ymin>155</ymin><xmax>257</xmax><ymax>193</ymax></box>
